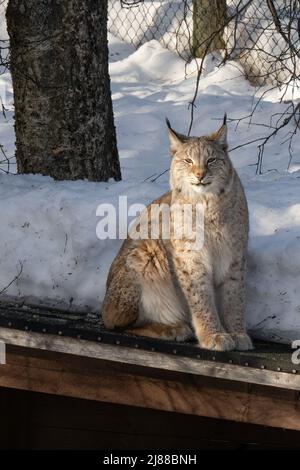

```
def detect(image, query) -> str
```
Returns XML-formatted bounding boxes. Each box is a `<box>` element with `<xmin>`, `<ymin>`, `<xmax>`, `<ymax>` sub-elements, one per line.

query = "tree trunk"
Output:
<box><xmin>6</xmin><ymin>0</ymin><xmax>121</xmax><ymax>182</ymax></box>
<box><xmin>193</xmin><ymin>0</ymin><xmax>227</xmax><ymax>58</ymax></box>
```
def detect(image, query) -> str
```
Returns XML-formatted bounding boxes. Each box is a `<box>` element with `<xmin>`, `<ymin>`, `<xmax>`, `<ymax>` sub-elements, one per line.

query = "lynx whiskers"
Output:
<box><xmin>101</xmin><ymin>116</ymin><xmax>253</xmax><ymax>351</ymax></box>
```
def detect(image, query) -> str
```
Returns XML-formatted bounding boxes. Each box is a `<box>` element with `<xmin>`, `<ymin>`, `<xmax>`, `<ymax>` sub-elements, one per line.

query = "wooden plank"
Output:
<box><xmin>0</xmin><ymin>344</ymin><xmax>300</xmax><ymax>431</ymax></box>
<box><xmin>0</xmin><ymin>385</ymin><xmax>31</xmax><ymax>449</ymax></box>
<box><xmin>1</xmin><ymin>387</ymin><xmax>300</xmax><ymax>449</ymax></box>
<box><xmin>0</xmin><ymin>327</ymin><xmax>299</xmax><ymax>390</ymax></box>
<box><xmin>27</xmin><ymin>390</ymin><xmax>300</xmax><ymax>448</ymax></box>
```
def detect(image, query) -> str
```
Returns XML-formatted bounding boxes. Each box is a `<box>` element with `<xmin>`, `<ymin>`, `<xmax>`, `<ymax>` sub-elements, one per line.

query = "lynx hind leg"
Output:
<box><xmin>126</xmin><ymin>323</ymin><xmax>193</xmax><ymax>342</ymax></box>
<box><xmin>102</xmin><ymin>270</ymin><xmax>139</xmax><ymax>330</ymax></box>
<box><xmin>126</xmin><ymin>239</ymin><xmax>171</xmax><ymax>284</ymax></box>
<box><xmin>126</xmin><ymin>240</ymin><xmax>190</xmax><ymax>339</ymax></box>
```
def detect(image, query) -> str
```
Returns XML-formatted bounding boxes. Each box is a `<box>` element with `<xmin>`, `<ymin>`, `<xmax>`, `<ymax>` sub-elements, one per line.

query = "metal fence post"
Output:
<box><xmin>192</xmin><ymin>0</ymin><xmax>227</xmax><ymax>58</ymax></box>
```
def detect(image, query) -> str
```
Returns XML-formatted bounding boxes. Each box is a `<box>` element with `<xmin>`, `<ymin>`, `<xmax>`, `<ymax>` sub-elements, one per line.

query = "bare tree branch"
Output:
<box><xmin>0</xmin><ymin>262</ymin><xmax>23</xmax><ymax>296</ymax></box>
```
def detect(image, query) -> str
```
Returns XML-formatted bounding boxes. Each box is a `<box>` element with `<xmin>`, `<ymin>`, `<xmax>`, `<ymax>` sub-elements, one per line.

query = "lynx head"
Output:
<box><xmin>167</xmin><ymin>116</ymin><xmax>233</xmax><ymax>198</ymax></box>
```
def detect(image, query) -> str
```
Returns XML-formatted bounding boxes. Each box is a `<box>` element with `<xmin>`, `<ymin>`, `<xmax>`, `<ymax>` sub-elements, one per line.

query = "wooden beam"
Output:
<box><xmin>0</xmin><ymin>344</ymin><xmax>300</xmax><ymax>431</ymax></box>
<box><xmin>0</xmin><ymin>327</ymin><xmax>299</xmax><ymax>390</ymax></box>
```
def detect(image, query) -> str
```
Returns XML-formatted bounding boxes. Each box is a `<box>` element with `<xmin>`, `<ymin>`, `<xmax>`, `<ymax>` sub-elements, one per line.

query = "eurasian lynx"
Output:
<box><xmin>102</xmin><ymin>117</ymin><xmax>253</xmax><ymax>351</ymax></box>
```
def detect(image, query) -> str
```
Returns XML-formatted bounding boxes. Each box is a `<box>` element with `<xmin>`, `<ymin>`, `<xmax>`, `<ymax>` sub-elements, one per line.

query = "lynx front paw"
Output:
<box><xmin>200</xmin><ymin>332</ymin><xmax>235</xmax><ymax>351</ymax></box>
<box><xmin>231</xmin><ymin>333</ymin><xmax>253</xmax><ymax>351</ymax></box>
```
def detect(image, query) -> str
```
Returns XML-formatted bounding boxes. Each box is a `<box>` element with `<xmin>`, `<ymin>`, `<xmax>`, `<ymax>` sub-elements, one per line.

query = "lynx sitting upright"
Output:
<box><xmin>102</xmin><ymin>116</ymin><xmax>253</xmax><ymax>351</ymax></box>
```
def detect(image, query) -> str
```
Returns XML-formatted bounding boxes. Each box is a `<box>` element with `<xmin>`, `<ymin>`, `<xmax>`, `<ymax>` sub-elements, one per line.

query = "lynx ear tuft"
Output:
<box><xmin>209</xmin><ymin>115</ymin><xmax>228</xmax><ymax>150</ymax></box>
<box><xmin>166</xmin><ymin>117</ymin><xmax>188</xmax><ymax>156</ymax></box>
<box><xmin>166</xmin><ymin>117</ymin><xmax>172</xmax><ymax>130</ymax></box>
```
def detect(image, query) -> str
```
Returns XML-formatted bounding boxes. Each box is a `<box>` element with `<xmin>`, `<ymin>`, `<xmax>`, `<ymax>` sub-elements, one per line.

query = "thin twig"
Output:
<box><xmin>0</xmin><ymin>262</ymin><xmax>24</xmax><ymax>296</ymax></box>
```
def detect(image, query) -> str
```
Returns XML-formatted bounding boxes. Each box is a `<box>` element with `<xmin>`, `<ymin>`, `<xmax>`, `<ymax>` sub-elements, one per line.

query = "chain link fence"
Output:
<box><xmin>108</xmin><ymin>0</ymin><xmax>193</xmax><ymax>58</ymax></box>
<box><xmin>108</xmin><ymin>0</ymin><xmax>300</xmax><ymax>86</ymax></box>
<box><xmin>225</xmin><ymin>0</ymin><xmax>300</xmax><ymax>86</ymax></box>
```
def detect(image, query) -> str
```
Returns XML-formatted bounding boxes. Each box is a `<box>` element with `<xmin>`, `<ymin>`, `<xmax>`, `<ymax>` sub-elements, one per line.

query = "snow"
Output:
<box><xmin>0</xmin><ymin>31</ymin><xmax>300</xmax><ymax>344</ymax></box>
<box><xmin>246</xmin><ymin>171</ymin><xmax>300</xmax><ymax>342</ymax></box>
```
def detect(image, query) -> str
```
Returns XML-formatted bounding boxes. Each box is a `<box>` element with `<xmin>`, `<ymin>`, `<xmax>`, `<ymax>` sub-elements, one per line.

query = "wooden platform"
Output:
<box><xmin>0</xmin><ymin>300</ymin><xmax>299</xmax><ymax>433</ymax></box>
<box><xmin>1</xmin><ymin>387</ymin><xmax>300</xmax><ymax>450</ymax></box>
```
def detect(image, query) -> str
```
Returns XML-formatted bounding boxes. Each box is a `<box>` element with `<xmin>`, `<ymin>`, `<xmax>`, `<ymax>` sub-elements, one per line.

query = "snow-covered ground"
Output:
<box><xmin>0</xmin><ymin>31</ymin><xmax>300</xmax><ymax>344</ymax></box>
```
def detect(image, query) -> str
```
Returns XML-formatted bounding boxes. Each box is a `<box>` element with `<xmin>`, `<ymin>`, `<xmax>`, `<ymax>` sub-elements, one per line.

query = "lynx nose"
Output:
<box><xmin>195</xmin><ymin>170</ymin><xmax>205</xmax><ymax>181</ymax></box>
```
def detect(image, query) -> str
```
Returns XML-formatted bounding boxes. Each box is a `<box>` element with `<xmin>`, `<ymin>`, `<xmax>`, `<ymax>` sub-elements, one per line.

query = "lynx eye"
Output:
<box><xmin>207</xmin><ymin>158</ymin><xmax>217</xmax><ymax>166</ymax></box>
<box><xmin>184</xmin><ymin>158</ymin><xmax>193</xmax><ymax>164</ymax></box>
